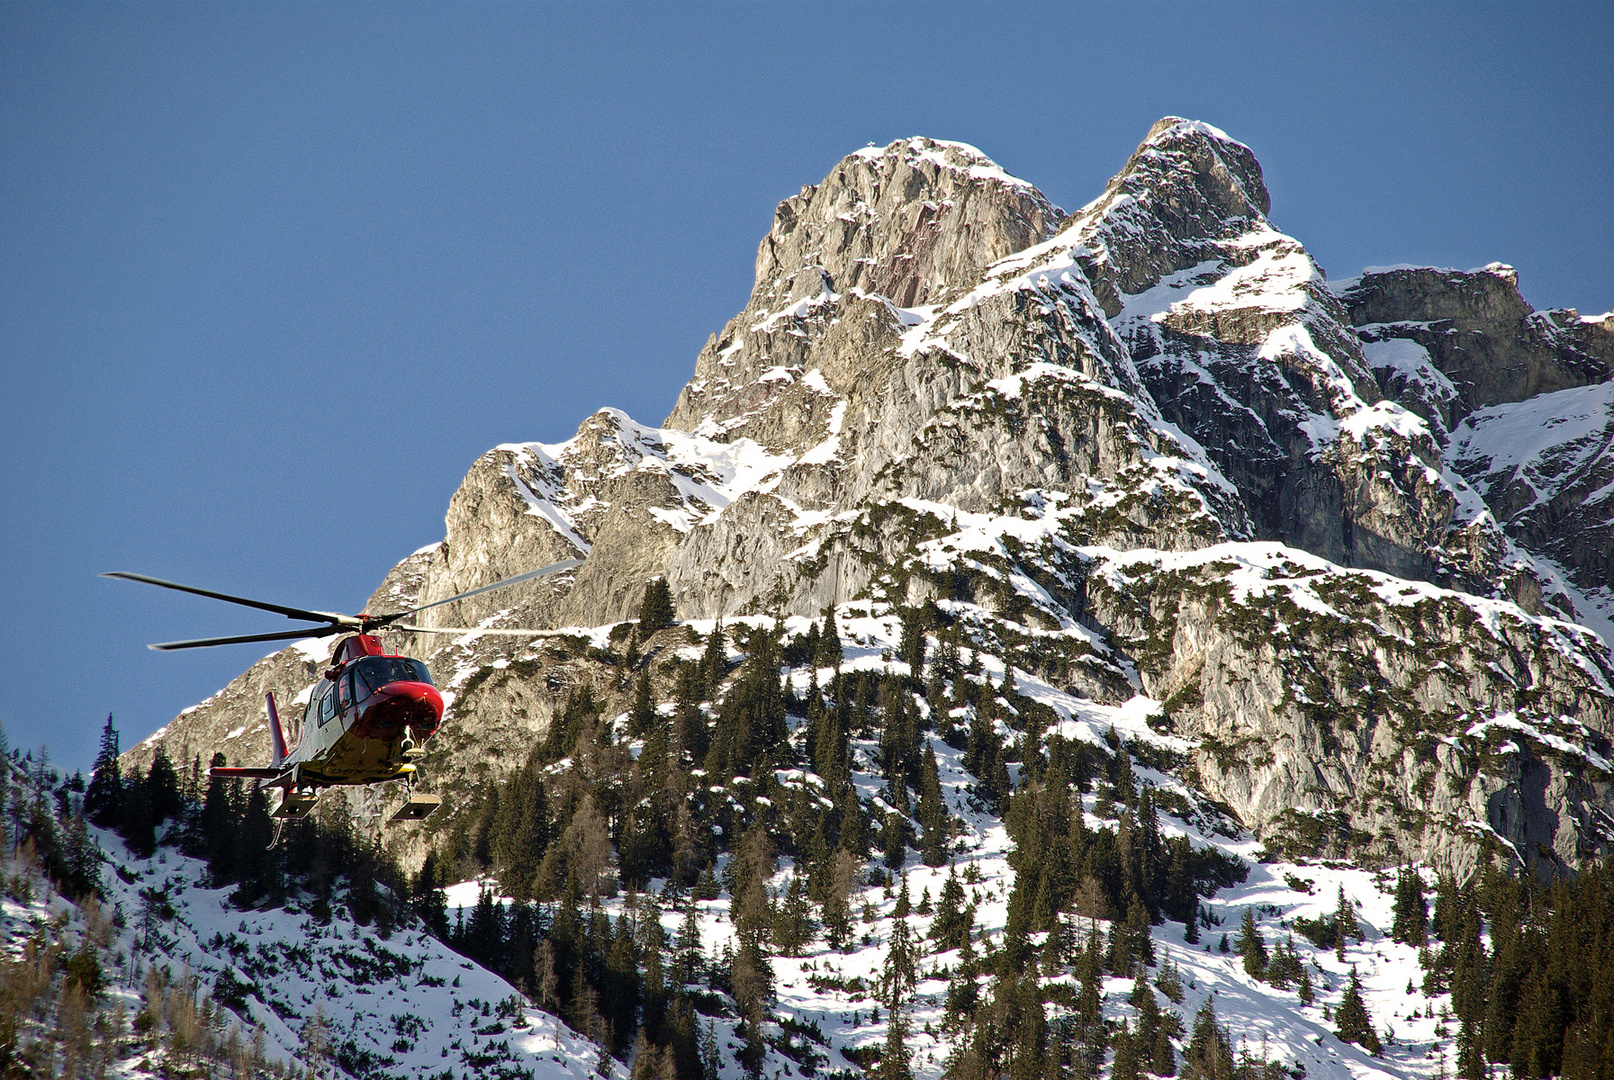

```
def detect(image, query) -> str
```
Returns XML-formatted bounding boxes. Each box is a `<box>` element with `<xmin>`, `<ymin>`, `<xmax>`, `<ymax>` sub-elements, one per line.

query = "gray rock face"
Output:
<box><xmin>665</xmin><ymin>137</ymin><xmax>1065</xmax><ymax>439</ymax></box>
<box><xmin>1085</xmin><ymin>546</ymin><xmax>1614</xmax><ymax>880</ymax></box>
<box><xmin>1341</xmin><ymin>264</ymin><xmax>1614</xmax><ymax>426</ymax></box>
<box><xmin>130</xmin><ymin>121</ymin><xmax>1614</xmax><ymax>882</ymax></box>
<box><xmin>1338</xmin><ymin>265</ymin><xmax>1614</xmax><ymax>615</ymax></box>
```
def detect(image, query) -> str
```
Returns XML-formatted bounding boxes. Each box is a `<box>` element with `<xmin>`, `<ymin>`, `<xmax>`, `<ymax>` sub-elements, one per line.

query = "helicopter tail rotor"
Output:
<box><xmin>267</xmin><ymin>693</ymin><xmax>288</xmax><ymax>768</ymax></box>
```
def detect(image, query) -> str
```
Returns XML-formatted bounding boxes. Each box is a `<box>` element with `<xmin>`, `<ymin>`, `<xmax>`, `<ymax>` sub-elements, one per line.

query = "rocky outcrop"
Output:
<box><xmin>1340</xmin><ymin>264</ymin><xmax>1613</xmax><ymax>428</ymax></box>
<box><xmin>1334</xmin><ymin>264</ymin><xmax>1614</xmax><ymax>613</ymax></box>
<box><xmin>1083</xmin><ymin>544</ymin><xmax>1614</xmax><ymax>879</ymax></box>
<box><xmin>1049</xmin><ymin>119</ymin><xmax>1504</xmax><ymax>593</ymax></box>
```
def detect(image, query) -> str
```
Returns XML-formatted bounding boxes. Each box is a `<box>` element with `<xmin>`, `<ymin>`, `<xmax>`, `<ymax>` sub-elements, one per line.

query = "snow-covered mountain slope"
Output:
<box><xmin>15</xmin><ymin>659</ymin><xmax>1481</xmax><ymax>1080</ymax></box>
<box><xmin>0</xmin><ymin>753</ymin><xmax>617</xmax><ymax>1080</ymax></box>
<box><xmin>113</xmin><ymin>116</ymin><xmax>1614</xmax><ymax>1079</ymax></box>
<box><xmin>1451</xmin><ymin>379</ymin><xmax>1614</xmax><ymax>630</ymax></box>
<box><xmin>404</xmin><ymin>613</ymin><xmax>1495</xmax><ymax>1080</ymax></box>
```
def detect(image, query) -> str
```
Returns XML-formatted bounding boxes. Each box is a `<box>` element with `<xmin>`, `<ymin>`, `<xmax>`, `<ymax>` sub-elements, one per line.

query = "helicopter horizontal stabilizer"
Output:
<box><xmin>208</xmin><ymin>766</ymin><xmax>284</xmax><ymax>779</ymax></box>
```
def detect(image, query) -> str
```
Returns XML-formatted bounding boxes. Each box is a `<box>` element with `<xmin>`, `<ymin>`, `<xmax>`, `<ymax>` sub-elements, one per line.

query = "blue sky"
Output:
<box><xmin>3</xmin><ymin>2</ymin><xmax>1610</xmax><ymax>772</ymax></box>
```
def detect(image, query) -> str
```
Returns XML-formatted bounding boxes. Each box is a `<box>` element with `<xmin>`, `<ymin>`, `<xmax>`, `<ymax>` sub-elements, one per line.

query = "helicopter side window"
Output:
<box><xmin>317</xmin><ymin>685</ymin><xmax>337</xmax><ymax>726</ymax></box>
<box><xmin>337</xmin><ymin>672</ymin><xmax>354</xmax><ymax>710</ymax></box>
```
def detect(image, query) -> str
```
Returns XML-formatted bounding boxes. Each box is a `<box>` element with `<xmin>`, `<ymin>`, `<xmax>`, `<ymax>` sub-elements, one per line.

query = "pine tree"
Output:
<box><xmin>700</xmin><ymin>622</ymin><xmax>727</xmax><ymax>696</ymax></box>
<box><xmin>878</xmin><ymin>999</ymin><xmax>915</xmax><ymax>1080</ymax></box>
<box><xmin>1112</xmin><ymin>1020</ymin><xmax>1141</xmax><ymax>1080</ymax></box>
<box><xmin>1391</xmin><ymin>866</ymin><xmax>1428</xmax><ymax>946</ymax></box>
<box><xmin>1132</xmin><ymin>967</ymin><xmax>1160</xmax><ymax>1042</ymax></box>
<box><xmin>1334</xmin><ymin>966</ymin><xmax>1382</xmax><ymax>1054</ymax></box>
<box><xmin>917</xmin><ymin>743</ymin><xmax>949</xmax><ymax>866</ymax></box>
<box><xmin>1075</xmin><ymin>930</ymin><xmax>1105</xmax><ymax>1054</ymax></box>
<box><xmin>638</xmin><ymin>578</ymin><xmax>675</xmax><ymax>634</ymax></box>
<box><xmin>882</xmin><ymin>808</ymin><xmax>907</xmax><ymax>871</ymax></box>
<box><xmin>629</xmin><ymin>672</ymin><xmax>657</xmax><ymax>737</ymax></box>
<box><xmin>1236</xmin><ymin>907</ymin><xmax>1268</xmax><ymax>980</ymax></box>
<box><xmin>932</xmin><ymin>865</ymin><xmax>972</xmax><ymax>951</ymax></box>
<box><xmin>882</xmin><ymin>877</ymin><xmax>918</xmax><ymax>1008</ymax></box>
<box><xmin>1184</xmin><ymin>1000</ymin><xmax>1235</xmax><ymax>1080</ymax></box>
<box><xmin>772</xmin><ymin>875</ymin><xmax>817</xmax><ymax>957</ymax></box>
<box><xmin>83</xmin><ymin>715</ymin><xmax>123</xmax><ymax>825</ymax></box>
<box><xmin>1334</xmin><ymin>885</ymin><xmax>1358</xmax><ymax>959</ymax></box>
<box><xmin>898</xmin><ymin>606</ymin><xmax>928</xmax><ymax>682</ymax></box>
<box><xmin>818</xmin><ymin>610</ymin><xmax>843</xmax><ymax>667</ymax></box>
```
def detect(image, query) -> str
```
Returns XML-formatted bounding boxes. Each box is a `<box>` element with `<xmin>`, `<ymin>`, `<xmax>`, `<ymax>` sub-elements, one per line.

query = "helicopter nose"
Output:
<box><xmin>355</xmin><ymin>681</ymin><xmax>444</xmax><ymax>740</ymax></box>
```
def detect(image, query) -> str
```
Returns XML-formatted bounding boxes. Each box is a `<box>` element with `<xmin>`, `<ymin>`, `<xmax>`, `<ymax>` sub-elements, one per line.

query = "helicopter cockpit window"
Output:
<box><xmin>350</xmin><ymin>656</ymin><xmax>434</xmax><ymax>701</ymax></box>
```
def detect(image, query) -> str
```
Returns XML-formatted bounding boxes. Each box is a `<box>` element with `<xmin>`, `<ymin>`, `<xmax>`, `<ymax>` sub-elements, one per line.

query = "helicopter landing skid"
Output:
<box><xmin>271</xmin><ymin>791</ymin><xmax>319</xmax><ymax>819</ymax></box>
<box><xmin>389</xmin><ymin>793</ymin><xmax>442</xmax><ymax>823</ymax></box>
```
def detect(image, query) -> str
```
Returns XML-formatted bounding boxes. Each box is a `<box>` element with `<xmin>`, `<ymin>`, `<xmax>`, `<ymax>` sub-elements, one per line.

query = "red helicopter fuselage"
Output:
<box><xmin>210</xmin><ymin>633</ymin><xmax>444</xmax><ymax>797</ymax></box>
<box><xmin>287</xmin><ymin>634</ymin><xmax>444</xmax><ymax>787</ymax></box>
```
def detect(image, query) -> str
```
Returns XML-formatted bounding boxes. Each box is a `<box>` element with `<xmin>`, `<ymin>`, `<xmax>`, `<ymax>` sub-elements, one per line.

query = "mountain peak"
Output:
<box><xmin>847</xmin><ymin>135</ymin><xmax>1042</xmax><ymax>194</ymax></box>
<box><xmin>1129</xmin><ymin>114</ymin><xmax>1270</xmax><ymax>218</ymax></box>
<box><xmin>744</xmin><ymin>135</ymin><xmax>1064</xmax><ymax>312</ymax></box>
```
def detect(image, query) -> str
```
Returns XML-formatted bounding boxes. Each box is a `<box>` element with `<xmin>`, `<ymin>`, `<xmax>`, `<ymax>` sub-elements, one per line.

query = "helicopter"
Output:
<box><xmin>103</xmin><ymin>557</ymin><xmax>582</xmax><ymax>828</ymax></box>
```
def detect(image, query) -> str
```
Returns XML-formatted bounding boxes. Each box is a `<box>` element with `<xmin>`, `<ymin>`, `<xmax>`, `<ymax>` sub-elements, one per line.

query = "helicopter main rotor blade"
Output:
<box><xmin>375</xmin><ymin>557</ymin><xmax>585</xmax><ymax>622</ymax></box>
<box><xmin>148</xmin><ymin>625</ymin><xmax>345</xmax><ymax>651</ymax></box>
<box><xmin>392</xmin><ymin>625</ymin><xmax>555</xmax><ymax>636</ymax></box>
<box><xmin>102</xmin><ymin>572</ymin><xmax>358</xmax><ymax>627</ymax></box>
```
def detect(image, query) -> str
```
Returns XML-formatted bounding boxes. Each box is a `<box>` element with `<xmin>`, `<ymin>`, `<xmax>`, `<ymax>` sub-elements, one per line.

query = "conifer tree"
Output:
<box><xmin>879</xmin><ymin>999</ymin><xmax>914</xmax><ymax>1080</ymax></box>
<box><xmin>673</xmin><ymin>893</ymin><xmax>704</xmax><ymax>990</ymax></box>
<box><xmin>1074</xmin><ymin>929</ymin><xmax>1105</xmax><ymax>1055</ymax></box>
<box><xmin>1132</xmin><ymin>967</ymin><xmax>1161</xmax><ymax>1050</ymax></box>
<box><xmin>1334</xmin><ymin>966</ymin><xmax>1382</xmax><ymax>1054</ymax></box>
<box><xmin>818</xmin><ymin>610</ymin><xmax>843</xmax><ymax>667</ymax></box>
<box><xmin>84</xmin><ymin>714</ymin><xmax>123</xmax><ymax>825</ymax></box>
<box><xmin>1111</xmin><ymin>1020</ymin><xmax>1141</xmax><ymax>1080</ymax></box>
<box><xmin>638</xmin><ymin>578</ymin><xmax>675</xmax><ymax>634</ymax></box>
<box><xmin>1236</xmin><ymin>906</ymin><xmax>1268</xmax><ymax>980</ymax></box>
<box><xmin>629</xmin><ymin>672</ymin><xmax>656</xmax><ymax>737</ymax></box>
<box><xmin>772</xmin><ymin>875</ymin><xmax>817</xmax><ymax>957</ymax></box>
<box><xmin>700</xmin><ymin>622</ymin><xmax>727</xmax><ymax>696</ymax></box>
<box><xmin>882</xmin><ymin>809</ymin><xmax>907</xmax><ymax>871</ymax></box>
<box><xmin>917</xmin><ymin>744</ymin><xmax>949</xmax><ymax>866</ymax></box>
<box><xmin>1334</xmin><ymin>885</ymin><xmax>1358</xmax><ymax>958</ymax></box>
<box><xmin>1391</xmin><ymin>866</ymin><xmax>1428</xmax><ymax>946</ymax></box>
<box><xmin>882</xmin><ymin>877</ymin><xmax>918</xmax><ymax>1008</ymax></box>
<box><xmin>898</xmin><ymin>606</ymin><xmax>928</xmax><ymax>682</ymax></box>
<box><xmin>1184</xmin><ymin>1000</ymin><xmax>1235</xmax><ymax>1080</ymax></box>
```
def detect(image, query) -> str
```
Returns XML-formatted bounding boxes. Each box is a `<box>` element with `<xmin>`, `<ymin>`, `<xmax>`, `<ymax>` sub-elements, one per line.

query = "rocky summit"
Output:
<box><xmin>113</xmin><ymin>118</ymin><xmax>1614</xmax><ymax>1079</ymax></box>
